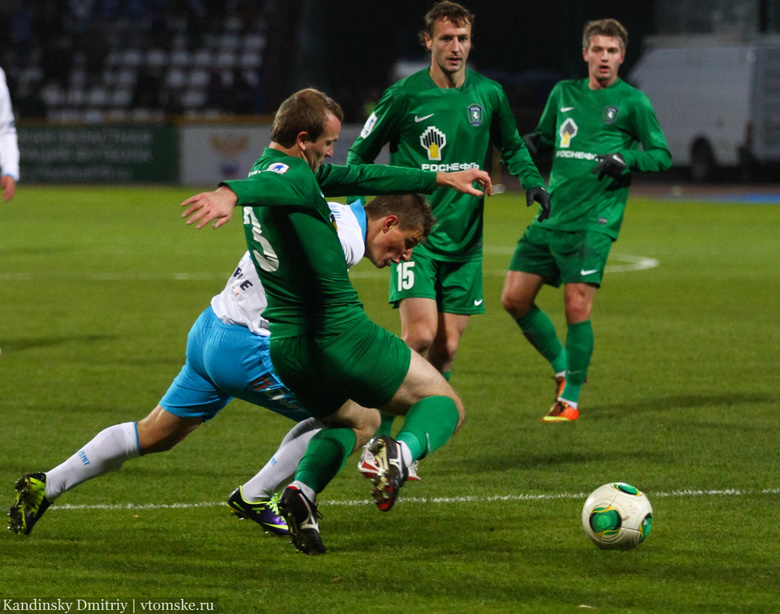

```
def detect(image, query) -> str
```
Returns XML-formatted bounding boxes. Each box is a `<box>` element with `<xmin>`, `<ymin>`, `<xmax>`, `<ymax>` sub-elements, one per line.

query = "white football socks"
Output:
<box><xmin>45</xmin><ymin>422</ymin><xmax>140</xmax><ymax>501</ymax></box>
<box><xmin>398</xmin><ymin>440</ymin><xmax>413</xmax><ymax>468</ymax></box>
<box><xmin>290</xmin><ymin>481</ymin><xmax>317</xmax><ymax>504</ymax></box>
<box><xmin>240</xmin><ymin>417</ymin><xmax>322</xmax><ymax>501</ymax></box>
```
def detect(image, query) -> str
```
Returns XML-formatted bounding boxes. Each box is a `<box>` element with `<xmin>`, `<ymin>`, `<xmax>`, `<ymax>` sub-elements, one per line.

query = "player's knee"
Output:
<box><xmin>501</xmin><ymin>288</ymin><xmax>531</xmax><ymax>319</ymax></box>
<box><xmin>564</xmin><ymin>298</ymin><xmax>591</xmax><ymax>323</ymax></box>
<box><xmin>403</xmin><ymin>327</ymin><xmax>435</xmax><ymax>354</ymax></box>
<box><xmin>564</xmin><ymin>285</ymin><xmax>595</xmax><ymax>323</ymax></box>
<box><xmin>427</xmin><ymin>340</ymin><xmax>455</xmax><ymax>372</ymax></box>
<box><xmin>443</xmin><ymin>335</ymin><xmax>461</xmax><ymax>361</ymax></box>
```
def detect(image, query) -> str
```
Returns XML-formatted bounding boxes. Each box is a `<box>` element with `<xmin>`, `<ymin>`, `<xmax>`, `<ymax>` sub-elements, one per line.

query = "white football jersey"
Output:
<box><xmin>210</xmin><ymin>201</ymin><xmax>367</xmax><ymax>335</ymax></box>
<box><xmin>0</xmin><ymin>67</ymin><xmax>19</xmax><ymax>181</ymax></box>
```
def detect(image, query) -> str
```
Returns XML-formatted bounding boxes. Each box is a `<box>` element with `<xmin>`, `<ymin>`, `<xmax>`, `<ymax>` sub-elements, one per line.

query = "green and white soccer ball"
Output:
<box><xmin>581</xmin><ymin>482</ymin><xmax>653</xmax><ymax>550</ymax></box>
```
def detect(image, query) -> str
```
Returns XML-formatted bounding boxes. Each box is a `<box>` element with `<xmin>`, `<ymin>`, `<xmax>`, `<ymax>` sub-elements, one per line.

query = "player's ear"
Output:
<box><xmin>296</xmin><ymin>131</ymin><xmax>310</xmax><ymax>151</ymax></box>
<box><xmin>383</xmin><ymin>215</ymin><xmax>399</xmax><ymax>232</ymax></box>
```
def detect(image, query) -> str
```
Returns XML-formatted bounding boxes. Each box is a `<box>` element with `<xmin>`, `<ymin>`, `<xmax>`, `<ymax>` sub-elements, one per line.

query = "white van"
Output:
<box><xmin>628</xmin><ymin>35</ymin><xmax>780</xmax><ymax>181</ymax></box>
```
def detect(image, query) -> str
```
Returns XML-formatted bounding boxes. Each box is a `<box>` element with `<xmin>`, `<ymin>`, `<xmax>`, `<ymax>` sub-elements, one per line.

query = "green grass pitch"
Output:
<box><xmin>1</xmin><ymin>185</ymin><xmax>778</xmax><ymax>613</ymax></box>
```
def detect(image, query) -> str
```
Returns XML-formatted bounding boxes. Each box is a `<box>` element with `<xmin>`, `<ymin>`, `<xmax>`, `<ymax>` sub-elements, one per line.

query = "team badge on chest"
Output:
<box><xmin>468</xmin><ymin>104</ymin><xmax>484</xmax><ymax>127</ymax></box>
<box><xmin>603</xmin><ymin>106</ymin><xmax>619</xmax><ymax>124</ymax></box>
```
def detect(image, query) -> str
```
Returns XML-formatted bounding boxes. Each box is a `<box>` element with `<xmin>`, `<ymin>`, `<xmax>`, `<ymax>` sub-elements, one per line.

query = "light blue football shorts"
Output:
<box><xmin>159</xmin><ymin>307</ymin><xmax>310</xmax><ymax>423</ymax></box>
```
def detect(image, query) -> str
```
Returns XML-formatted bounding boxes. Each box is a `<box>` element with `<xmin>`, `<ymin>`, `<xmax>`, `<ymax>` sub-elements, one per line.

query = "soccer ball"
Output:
<box><xmin>581</xmin><ymin>482</ymin><xmax>653</xmax><ymax>550</ymax></box>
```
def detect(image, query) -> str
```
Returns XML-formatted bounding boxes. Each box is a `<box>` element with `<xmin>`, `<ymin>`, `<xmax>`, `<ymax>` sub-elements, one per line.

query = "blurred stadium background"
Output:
<box><xmin>1</xmin><ymin>4</ymin><xmax>779</xmax><ymax>608</ymax></box>
<box><xmin>2</xmin><ymin>0</ymin><xmax>780</xmax><ymax>184</ymax></box>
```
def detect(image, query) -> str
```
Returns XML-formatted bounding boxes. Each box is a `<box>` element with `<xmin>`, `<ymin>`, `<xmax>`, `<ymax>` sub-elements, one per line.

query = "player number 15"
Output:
<box><xmin>396</xmin><ymin>261</ymin><xmax>415</xmax><ymax>291</ymax></box>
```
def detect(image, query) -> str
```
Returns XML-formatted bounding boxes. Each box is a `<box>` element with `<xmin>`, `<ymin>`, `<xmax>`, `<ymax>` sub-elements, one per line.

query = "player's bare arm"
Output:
<box><xmin>436</xmin><ymin>168</ymin><xmax>492</xmax><ymax>197</ymax></box>
<box><xmin>2</xmin><ymin>175</ymin><xmax>16</xmax><ymax>202</ymax></box>
<box><xmin>183</xmin><ymin>168</ymin><xmax>491</xmax><ymax>231</ymax></box>
<box><xmin>181</xmin><ymin>185</ymin><xmax>238</xmax><ymax>229</ymax></box>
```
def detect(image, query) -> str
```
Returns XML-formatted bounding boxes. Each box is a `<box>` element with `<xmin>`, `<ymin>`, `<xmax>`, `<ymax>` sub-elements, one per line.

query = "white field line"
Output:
<box><xmin>50</xmin><ymin>488</ymin><xmax>780</xmax><ymax>512</ymax></box>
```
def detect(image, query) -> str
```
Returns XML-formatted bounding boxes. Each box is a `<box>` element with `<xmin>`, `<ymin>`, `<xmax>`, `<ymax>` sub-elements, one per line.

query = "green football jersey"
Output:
<box><xmin>348</xmin><ymin>68</ymin><xmax>544</xmax><ymax>262</ymax></box>
<box><xmin>535</xmin><ymin>78</ymin><xmax>671</xmax><ymax>238</ymax></box>
<box><xmin>222</xmin><ymin>148</ymin><xmax>437</xmax><ymax>338</ymax></box>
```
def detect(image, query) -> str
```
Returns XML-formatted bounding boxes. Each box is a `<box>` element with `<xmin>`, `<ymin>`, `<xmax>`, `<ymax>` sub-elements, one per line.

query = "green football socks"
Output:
<box><xmin>562</xmin><ymin>320</ymin><xmax>593</xmax><ymax>402</ymax></box>
<box><xmin>294</xmin><ymin>394</ymin><xmax>459</xmax><ymax>492</ymax></box>
<box><xmin>517</xmin><ymin>307</ymin><xmax>592</xmax><ymax>404</ymax></box>
<box><xmin>374</xmin><ymin>369</ymin><xmax>451</xmax><ymax>440</ymax></box>
<box><xmin>294</xmin><ymin>427</ymin><xmax>356</xmax><ymax>494</ymax></box>
<box><xmin>516</xmin><ymin>305</ymin><xmax>565</xmax><ymax>368</ymax></box>
<box><xmin>395</xmin><ymin>395</ymin><xmax>459</xmax><ymax>461</ymax></box>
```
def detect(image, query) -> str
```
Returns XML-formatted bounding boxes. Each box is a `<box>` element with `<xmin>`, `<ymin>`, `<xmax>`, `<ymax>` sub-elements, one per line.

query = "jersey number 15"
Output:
<box><xmin>396</xmin><ymin>261</ymin><xmax>415</xmax><ymax>291</ymax></box>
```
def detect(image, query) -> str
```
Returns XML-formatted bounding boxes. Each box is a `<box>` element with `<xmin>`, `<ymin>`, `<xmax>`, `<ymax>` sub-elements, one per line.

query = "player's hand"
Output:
<box><xmin>1</xmin><ymin>175</ymin><xmax>16</xmax><ymax>202</ymax></box>
<box><xmin>592</xmin><ymin>153</ymin><xmax>627</xmax><ymax>179</ymax></box>
<box><xmin>522</xmin><ymin>132</ymin><xmax>542</xmax><ymax>156</ymax></box>
<box><xmin>181</xmin><ymin>186</ymin><xmax>238</xmax><ymax>229</ymax></box>
<box><xmin>526</xmin><ymin>186</ymin><xmax>551</xmax><ymax>221</ymax></box>
<box><xmin>436</xmin><ymin>168</ymin><xmax>493</xmax><ymax>197</ymax></box>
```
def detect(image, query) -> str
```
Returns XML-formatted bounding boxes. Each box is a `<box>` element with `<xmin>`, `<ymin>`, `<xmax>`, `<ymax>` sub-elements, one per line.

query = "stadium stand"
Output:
<box><xmin>0</xmin><ymin>0</ymin><xmax>269</xmax><ymax>122</ymax></box>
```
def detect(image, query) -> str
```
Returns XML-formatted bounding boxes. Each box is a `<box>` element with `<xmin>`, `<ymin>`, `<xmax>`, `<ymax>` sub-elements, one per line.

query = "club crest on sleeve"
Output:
<box><xmin>361</xmin><ymin>112</ymin><xmax>378</xmax><ymax>138</ymax></box>
<box><xmin>268</xmin><ymin>162</ymin><xmax>290</xmax><ymax>174</ymax></box>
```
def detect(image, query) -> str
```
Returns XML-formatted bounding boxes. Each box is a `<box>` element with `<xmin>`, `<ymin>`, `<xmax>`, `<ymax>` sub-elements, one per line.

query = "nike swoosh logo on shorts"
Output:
<box><xmin>415</xmin><ymin>114</ymin><xmax>434</xmax><ymax>122</ymax></box>
<box><xmin>474</xmin><ymin>299</ymin><xmax>484</xmax><ymax>306</ymax></box>
<box><xmin>580</xmin><ymin>269</ymin><xmax>599</xmax><ymax>276</ymax></box>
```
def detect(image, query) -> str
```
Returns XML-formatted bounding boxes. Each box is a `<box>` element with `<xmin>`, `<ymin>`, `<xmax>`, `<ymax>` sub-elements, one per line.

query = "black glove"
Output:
<box><xmin>592</xmin><ymin>153</ymin><xmax>627</xmax><ymax>179</ymax></box>
<box><xmin>522</xmin><ymin>132</ymin><xmax>542</xmax><ymax>156</ymax></box>
<box><xmin>526</xmin><ymin>186</ymin><xmax>551</xmax><ymax>222</ymax></box>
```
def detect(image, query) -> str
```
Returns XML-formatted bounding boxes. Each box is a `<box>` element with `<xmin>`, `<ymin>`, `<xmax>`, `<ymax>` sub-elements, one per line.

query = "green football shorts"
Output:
<box><xmin>509</xmin><ymin>224</ymin><xmax>614</xmax><ymax>287</ymax></box>
<box><xmin>388</xmin><ymin>249</ymin><xmax>484</xmax><ymax>315</ymax></box>
<box><xmin>268</xmin><ymin>315</ymin><xmax>412</xmax><ymax>419</ymax></box>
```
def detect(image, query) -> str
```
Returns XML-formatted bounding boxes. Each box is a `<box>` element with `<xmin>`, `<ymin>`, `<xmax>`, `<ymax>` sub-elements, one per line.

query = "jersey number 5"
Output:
<box><xmin>396</xmin><ymin>261</ymin><xmax>415</xmax><ymax>291</ymax></box>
